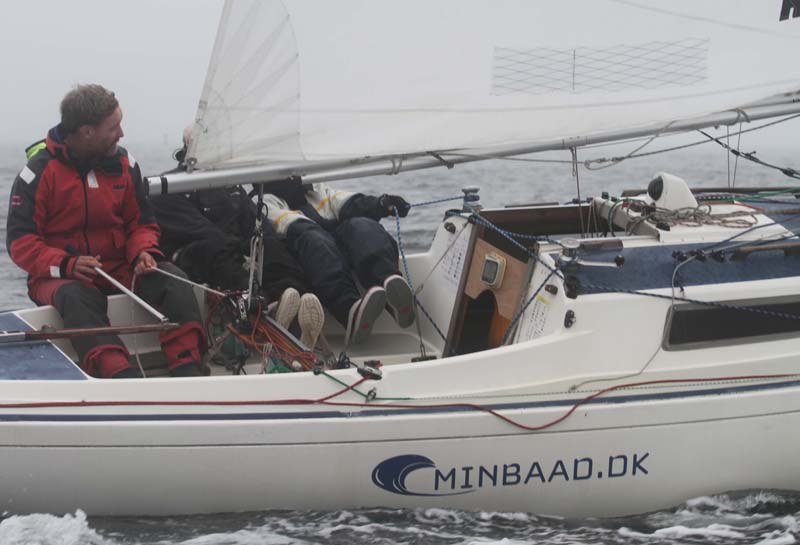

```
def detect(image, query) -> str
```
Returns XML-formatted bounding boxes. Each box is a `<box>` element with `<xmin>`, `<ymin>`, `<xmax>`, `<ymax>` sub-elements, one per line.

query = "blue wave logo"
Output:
<box><xmin>371</xmin><ymin>454</ymin><xmax>473</xmax><ymax>497</ymax></box>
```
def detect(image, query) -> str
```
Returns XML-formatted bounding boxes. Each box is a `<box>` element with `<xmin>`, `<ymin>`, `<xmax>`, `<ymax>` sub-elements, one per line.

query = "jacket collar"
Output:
<box><xmin>44</xmin><ymin>125</ymin><xmax>124</xmax><ymax>176</ymax></box>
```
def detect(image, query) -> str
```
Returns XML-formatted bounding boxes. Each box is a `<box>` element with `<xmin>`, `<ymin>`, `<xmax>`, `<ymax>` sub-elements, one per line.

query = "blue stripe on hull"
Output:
<box><xmin>1</xmin><ymin>377</ymin><xmax>797</xmax><ymax>422</ymax></box>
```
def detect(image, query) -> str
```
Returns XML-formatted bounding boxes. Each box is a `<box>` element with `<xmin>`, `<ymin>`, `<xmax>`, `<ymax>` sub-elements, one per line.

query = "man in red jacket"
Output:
<box><xmin>6</xmin><ymin>84</ymin><xmax>205</xmax><ymax>378</ymax></box>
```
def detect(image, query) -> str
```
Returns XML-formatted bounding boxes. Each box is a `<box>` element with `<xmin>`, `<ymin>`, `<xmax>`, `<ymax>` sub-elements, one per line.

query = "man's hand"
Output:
<box><xmin>71</xmin><ymin>255</ymin><xmax>102</xmax><ymax>282</ymax></box>
<box><xmin>379</xmin><ymin>194</ymin><xmax>411</xmax><ymax>218</ymax></box>
<box><xmin>134</xmin><ymin>251</ymin><xmax>157</xmax><ymax>276</ymax></box>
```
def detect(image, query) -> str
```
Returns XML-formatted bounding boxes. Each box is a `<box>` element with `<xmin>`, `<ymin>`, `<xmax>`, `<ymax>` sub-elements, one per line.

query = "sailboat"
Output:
<box><xmin>2</xmin><ymin>0</ymin><xmax>800</xmax><ymax>517</ymax></box>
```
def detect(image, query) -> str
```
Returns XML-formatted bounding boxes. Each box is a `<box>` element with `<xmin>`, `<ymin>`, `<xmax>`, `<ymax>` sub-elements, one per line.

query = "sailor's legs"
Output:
<box><xmin>28</xmin><ymin>264</ymin><xmax>207</xmax><ymax>378</ymax></box>
<box><xmin>135</xmin><ymin>262</ymin><xmax>202</xmax><ymax>324</ymax></box>
<box><xmin>335</xmin><ymin>217</ymin><xmax>415</xmax><ymax>328</ymax></box>
<box><xmin>29</xmin><ymin>279</ymin><xmax>131</xmax><ymax>378</ymax></box>
<box><xmin>175</xmin><ymin>235</ymin><xmax>249</xmax><ymax>291</ymax></box>
<box><xmin>334</xmin><ymin>217</ymin><xmax>401</xmax><ymax>289</ymax></box>
<box><xmin>286</xmin><ymin>220</ymin><xmax>360</xmax><ymax>326</ymax></box>
<box><xmin>260</xmin><ymin>234</ymin><xmax>313</xmax><ymax>302</ymax></box>
<box><xmin>174</xmin><ymin>233</ymin><xmax>311</xmax><ymax>304</ymax></box>
<box><xmin>135</xmin><ymin>262</ymin><xmax>206</xmax><ymax>374</ymax></box>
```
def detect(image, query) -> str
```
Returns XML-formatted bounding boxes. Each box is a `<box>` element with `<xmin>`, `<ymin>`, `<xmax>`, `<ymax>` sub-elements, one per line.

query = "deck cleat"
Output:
<box><xmin>358</xmin><ymin>360</ymin><xmax>383</xmax><ymax>380</ymax></box>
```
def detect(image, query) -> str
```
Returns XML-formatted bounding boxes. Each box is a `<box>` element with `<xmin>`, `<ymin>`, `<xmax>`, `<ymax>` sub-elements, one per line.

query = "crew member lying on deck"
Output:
<box><xmin>5</xmin><ymin>84</ymin><xmax>206</xmax><ymax>378</ymax></box>
<box><xmin>264</xmin><ymin>182</ymin><xmax>415</xmax><ymax>346</ymax></box>
<box><xmin>149</xmin><ymin>129</ymin><xmax>325</xmax><ymax>350</ymax></box>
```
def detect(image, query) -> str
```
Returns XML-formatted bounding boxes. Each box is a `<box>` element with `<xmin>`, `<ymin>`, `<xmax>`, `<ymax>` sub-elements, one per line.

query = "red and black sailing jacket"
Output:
<box><xmin>6</xmin><ymin>126</ymin><xmax>163</xmax><ymax>291</ymax></box>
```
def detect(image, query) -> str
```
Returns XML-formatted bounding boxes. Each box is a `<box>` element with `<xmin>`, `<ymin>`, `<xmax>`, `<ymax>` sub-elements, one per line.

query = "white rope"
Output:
<box><xmin>624</xmin><ymin>204</ymin><xmax>758</xmax><ymax>234</ymax></box>
<box><xmin>152</xmin><ymin>265</ymin><xmax>227</xmax><ymax>297</ymax></box>
<box><xmin>129</xmin><ymin>272</ymin><xmax>147</xmax><ymax>378</ymax></box>
<box><xmin>126</xmin><ymin>267</ymin><xmax>228</xmax><ymax>378</ymax></box>
<box><xmin>583</xmin><ymin>120</ymin><xmax>676</xmax><ymax>171</ymax></box>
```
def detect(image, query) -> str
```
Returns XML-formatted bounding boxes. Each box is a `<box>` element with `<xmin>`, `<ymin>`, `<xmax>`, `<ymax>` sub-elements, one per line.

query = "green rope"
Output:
<box><xmin>318</xmin><ymin>370</ymin><xmax>412</xmax><ymax>402</ymax></box>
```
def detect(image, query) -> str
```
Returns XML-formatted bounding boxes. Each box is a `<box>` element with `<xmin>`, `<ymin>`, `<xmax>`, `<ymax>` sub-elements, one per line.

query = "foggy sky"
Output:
<box><xmin>0</xmin><ymin>0</ymin><xmax>222</xmax><ymax>151</ymax></box>
<box><xmin>0</xmin><ymin>0</ymin><xmax>797</xmax><ymax>166</ymax></box>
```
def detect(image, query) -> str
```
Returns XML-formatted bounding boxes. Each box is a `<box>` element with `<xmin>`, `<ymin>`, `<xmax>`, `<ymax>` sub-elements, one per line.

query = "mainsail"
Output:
<box><xmin>152</xmin><ymin>0</ymin><xmax>800</xmax><ymax>191</ymax></box>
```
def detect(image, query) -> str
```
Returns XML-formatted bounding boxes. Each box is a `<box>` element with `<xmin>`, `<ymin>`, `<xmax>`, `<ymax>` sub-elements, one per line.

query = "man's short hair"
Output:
<box><xmin>60</xmin><ymin>84</ymin><xmax>119</xmax><ymax>134</ymax></box>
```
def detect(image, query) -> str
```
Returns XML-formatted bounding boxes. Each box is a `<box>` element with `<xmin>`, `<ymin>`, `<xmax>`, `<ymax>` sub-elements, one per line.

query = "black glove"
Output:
<box><xmin>379</xmin><ymin>194</ymin><xmax>411</xmax><ymax>218</ymax></box>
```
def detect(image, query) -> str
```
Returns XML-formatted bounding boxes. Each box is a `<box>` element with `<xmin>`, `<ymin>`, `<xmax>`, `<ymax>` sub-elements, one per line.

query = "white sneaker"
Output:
<box><xmin>274</xmin><ymin>287</ymin><xmax>300</xmax><ymax>329</ymax></box>
<box><xmin>383</xmin><ymin>274</ymin><xmax>415</xmax><ymax>328</ymax></box>
<box><xmin>345</xmin><ymin>286</ymin><xmax>386</xmax><ymax>346</ymax></box>
<box><xmin>298</xmin><ymin>293</ymin><xmax>324</xmax><ymax>350</ymax></box>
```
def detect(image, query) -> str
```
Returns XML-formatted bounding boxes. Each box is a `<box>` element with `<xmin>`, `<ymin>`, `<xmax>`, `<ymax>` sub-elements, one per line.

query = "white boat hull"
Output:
<box><xmin>4</xmin><ymin>191</ymin><xmax>800</xmax><ymax>517</ymax></box>
<box><xmin>2</xmin><ymin>376</ymin><xmax>800</xmax><ymax>517</ymax></box>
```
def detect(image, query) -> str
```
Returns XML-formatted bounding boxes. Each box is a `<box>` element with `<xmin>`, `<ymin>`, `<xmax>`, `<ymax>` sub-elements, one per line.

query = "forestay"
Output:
<box><xmin>186</xmin><ymin>0</ymin><xmax>800</xmax><ymax>174</ymax></box>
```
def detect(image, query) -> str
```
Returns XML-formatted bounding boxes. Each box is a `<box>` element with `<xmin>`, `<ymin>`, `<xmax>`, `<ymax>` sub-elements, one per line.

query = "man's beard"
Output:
<box><xmin>91</xmin><ymin>141</ymin><xmax>118</xmax><ymax>159</ymax></box>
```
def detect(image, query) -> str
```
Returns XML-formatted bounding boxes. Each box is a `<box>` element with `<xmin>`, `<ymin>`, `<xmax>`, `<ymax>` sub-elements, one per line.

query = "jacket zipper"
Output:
<box><xmin>80</xmin><ymin>174</ymin><xmax>91</xmax><ymax>254</ymax></box>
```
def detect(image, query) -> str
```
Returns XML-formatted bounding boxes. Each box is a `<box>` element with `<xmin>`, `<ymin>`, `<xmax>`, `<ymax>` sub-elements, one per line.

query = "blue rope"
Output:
<box><xmin>468</xmin><ymin>214</ymin><xmax>562</xmax><ymax>276</ymax></box>
<box><xmin>393</xmin><ymin>207</ymin><xmax>450</xmax><ymax>343</ymax></box>
<box><xmin>410</xmin><ymin>196</ymin><xmax>463</xmax><ymax>208</ymax></box>
<box><xmin>579</xmin><ymin>280</ymin><xmax>800</xmax><ymax>321</ymax></box>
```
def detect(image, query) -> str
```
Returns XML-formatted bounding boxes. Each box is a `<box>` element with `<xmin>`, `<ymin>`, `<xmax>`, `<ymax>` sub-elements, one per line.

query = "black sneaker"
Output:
<box><xmin>344</xmin><ymin>286</ymin><xmax>386</xmax><ymax>346</ymax></box>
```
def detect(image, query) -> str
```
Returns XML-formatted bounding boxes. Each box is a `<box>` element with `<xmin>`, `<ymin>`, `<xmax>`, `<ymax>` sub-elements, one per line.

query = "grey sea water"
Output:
<box><xmin>0</xmin><ymin>132</ymin><xmax>799</xmax><ymax>544</ymax></box>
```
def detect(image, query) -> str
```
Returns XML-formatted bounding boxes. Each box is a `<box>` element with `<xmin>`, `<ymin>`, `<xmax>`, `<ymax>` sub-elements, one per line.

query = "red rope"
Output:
<box><xmin>213</xmin><ymin>305</ymin><xmax>319</xmax><ymax>371</ymax></box>
<box><xmin>316</xmin><ymin>373</ymin><xmax>800</xmax><ymax>432</ymax></box>
<box><xmin>1</xmin><ymin>373</ymin><xmax>795</xmax><ymax>432</ymax></box>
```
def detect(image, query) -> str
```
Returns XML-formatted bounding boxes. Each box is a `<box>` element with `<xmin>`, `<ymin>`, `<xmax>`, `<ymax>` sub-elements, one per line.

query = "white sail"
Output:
<box><xmin>187</xmin><ymin>0</ymin><xmax>800</xmax><ymax>173</ymax></box>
